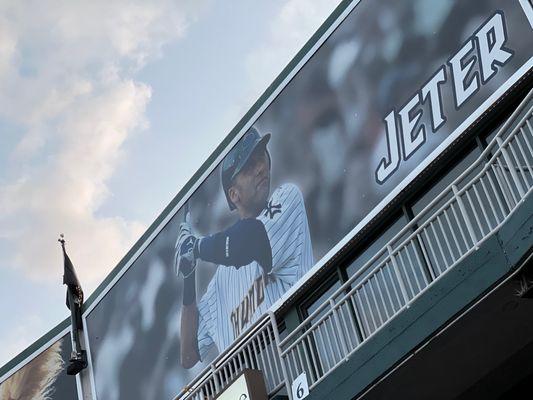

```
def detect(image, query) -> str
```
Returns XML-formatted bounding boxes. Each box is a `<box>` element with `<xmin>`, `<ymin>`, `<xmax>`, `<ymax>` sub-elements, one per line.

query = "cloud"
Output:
<box><xmin>1</xmin><ymin>80</ymin><xmax>149</xmax><ymax>286</ymax></box>
<box><xmin>0</xmin><ymin>314</ymin><xmax>48</xmax><ymax>367</ymax></box>
<box><xmin>0</xmin><ymin>0</ymin><xmax>205</xmax><ymax>291</ymax></box>
<box><xmin>244</xmin><ymin>0</ymin><xmax>341</xmax><ymax>97</ymax></box>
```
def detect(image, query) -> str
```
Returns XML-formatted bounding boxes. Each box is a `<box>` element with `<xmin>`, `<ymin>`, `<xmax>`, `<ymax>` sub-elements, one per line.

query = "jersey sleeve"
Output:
<box><xmin>196</xmin><ymin>274</ymin><xmax>218</xmax><ymax>360</ymax></box>
<box><xmin>260</xmin><ymin>184</ymin><xmax>314</xmax><ymax>285</ymax></box>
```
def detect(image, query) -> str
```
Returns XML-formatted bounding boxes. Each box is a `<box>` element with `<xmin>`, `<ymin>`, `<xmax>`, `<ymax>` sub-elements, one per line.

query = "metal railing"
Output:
<box><xmin>278</xmin><ymin>96</ymin><xmax>533</xmax><ymax>390</ymax></box>
<box><xmin>180</xmin><ymin>91</ymin><xmax>533</xmax><ymax>399</ymax></box>
<box><xmin>178</xmin><ymin>313</ymin><xmax>286</xmax><ymax>399</ymax></box>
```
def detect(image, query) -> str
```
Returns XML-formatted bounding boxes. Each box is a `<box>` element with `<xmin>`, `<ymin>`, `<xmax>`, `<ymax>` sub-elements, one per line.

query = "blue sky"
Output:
<box><xmin>0</xmin><ymin>0</ymin><xmax>340</xmax><ymax>367</ymax></box>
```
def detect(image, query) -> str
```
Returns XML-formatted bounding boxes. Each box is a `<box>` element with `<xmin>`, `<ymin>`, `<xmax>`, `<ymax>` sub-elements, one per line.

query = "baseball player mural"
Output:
<box><xmin>175</xmin><ymin>127</ymin><xmax>314</xmax><ymax>368</ymax></box>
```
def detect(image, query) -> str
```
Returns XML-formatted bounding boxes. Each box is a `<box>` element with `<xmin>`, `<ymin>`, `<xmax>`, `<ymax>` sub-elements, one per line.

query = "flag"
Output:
<box><xmin>59</xmin><ymin>235</ymin><xmax>84</xmax><ymax>309</ymax></box>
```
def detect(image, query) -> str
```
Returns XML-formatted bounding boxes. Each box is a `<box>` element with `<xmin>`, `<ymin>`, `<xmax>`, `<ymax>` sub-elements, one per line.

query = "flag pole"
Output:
<box><xmin>59</xmin><ymin>234</ymin><xmax>88</xmax><ymax>376</ymax></box>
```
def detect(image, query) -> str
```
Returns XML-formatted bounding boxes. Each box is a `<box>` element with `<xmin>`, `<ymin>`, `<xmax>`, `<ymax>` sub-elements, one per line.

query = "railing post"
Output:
<box><xmin>452</xmin><ymin>185</ymin><xmax>478</xmax><ymax>248</ymax></box>
<box><xmin>329</xmin><ymin>299</ymin><xmax>348</xmax><ymax>357</ymax></box>
<box><xmin>269</xmin><ymin>311</ymin><xmax>293</xmax><ymax>400</ymax></box>
<box><xmin>497</xmin><ymin>137</ymin><xmax>526</xmax><ymax>197</ymax></box>
<box><xmin>211</xmin><ymin>363</ymin><xmax>219</xmax><ymax>395</ymax></box>
<box><xmin>387</xmin><ymin>245</ymin><xmax>410</xmax><ymax>305</ymax></box>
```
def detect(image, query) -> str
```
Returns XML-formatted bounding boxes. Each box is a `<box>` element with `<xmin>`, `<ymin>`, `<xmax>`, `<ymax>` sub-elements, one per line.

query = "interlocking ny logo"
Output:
<box><xmin>264</xmin><ymin>200</ymin><xmax>281</xmax><ymax>219</ymax></box>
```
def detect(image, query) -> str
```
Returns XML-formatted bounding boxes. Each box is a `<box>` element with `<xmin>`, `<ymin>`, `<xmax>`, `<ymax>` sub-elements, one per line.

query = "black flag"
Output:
<box><xmin>60</xmin><ymin>235</ymin><xmax>83</xmax><ymax>310</ymax></box>
<box><xmin>59</xmin><ymin>234</ymin><xmax>87</xmax><ymax>375</ymax></box>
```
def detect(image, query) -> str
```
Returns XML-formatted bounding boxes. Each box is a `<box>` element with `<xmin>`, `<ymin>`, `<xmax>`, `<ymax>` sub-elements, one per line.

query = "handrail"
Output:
<box><xmin>175</xmin><ymin>314</ymin><xmax>273</xmax><ymax>399</ymax></box>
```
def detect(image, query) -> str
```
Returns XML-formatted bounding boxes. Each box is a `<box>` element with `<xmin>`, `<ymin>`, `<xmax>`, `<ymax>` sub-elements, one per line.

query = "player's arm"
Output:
<box><xmin>175</xmin><ymin>222</ymin><xmax>202</xmax><ymax>369</ymax></box>
<box><xmin>180</xmin><ymin>263</ymin><xmax>201</xmax><ymax>369</ymax></box>
<box><xmin>196</xmin><ymin>218</ymin><xmax>272</xmax><ymax>273</ymax></box>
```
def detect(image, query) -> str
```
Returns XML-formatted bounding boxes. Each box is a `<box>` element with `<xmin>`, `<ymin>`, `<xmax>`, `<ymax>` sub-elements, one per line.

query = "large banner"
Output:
<box><xmin>0</xmin><ymin>332</ymin><xmax>79</xmax><ymax>399</ymax></box>
<box><xmin>84</xmin><ymin>1</ymin><xmax>533</xmax><ymax>399</ymax></box>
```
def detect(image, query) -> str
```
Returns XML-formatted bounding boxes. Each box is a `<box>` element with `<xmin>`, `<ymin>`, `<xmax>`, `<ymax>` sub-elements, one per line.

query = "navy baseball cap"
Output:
<box><xmin>221</xmin><ymin>127</ymin><xmax>271</xmax><ymax>210</ymax></box>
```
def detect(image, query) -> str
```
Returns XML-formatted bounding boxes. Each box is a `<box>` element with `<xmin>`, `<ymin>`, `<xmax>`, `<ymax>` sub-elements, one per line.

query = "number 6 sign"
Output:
<box><xmin>291</xmin><ymin>372</ymin><xmax>309</xmax><ymax>399</ymax></box>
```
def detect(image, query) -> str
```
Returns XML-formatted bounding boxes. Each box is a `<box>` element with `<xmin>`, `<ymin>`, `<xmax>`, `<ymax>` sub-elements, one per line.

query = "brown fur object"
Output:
<box><xmin>0</xmin><ymin>340</ymin><xmax>64</xmax><ymax>400</ymax></box>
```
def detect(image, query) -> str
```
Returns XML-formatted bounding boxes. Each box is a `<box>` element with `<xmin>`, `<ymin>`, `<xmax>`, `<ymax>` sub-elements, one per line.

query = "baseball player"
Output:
<box><xmin>176</xmin><ymin>127</ymin><xmax>314</xmax><ymax>369</ymax></box>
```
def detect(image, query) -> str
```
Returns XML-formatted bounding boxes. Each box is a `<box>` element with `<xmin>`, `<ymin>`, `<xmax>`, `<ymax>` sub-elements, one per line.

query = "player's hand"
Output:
<box><xmin>174</xmin><ymin>222</ymin><xmax>199</xmax><ymax>278</ymax></box>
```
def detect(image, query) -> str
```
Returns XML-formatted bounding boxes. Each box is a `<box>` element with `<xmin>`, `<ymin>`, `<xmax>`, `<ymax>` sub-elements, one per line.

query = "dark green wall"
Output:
<box><xmin>304</xmin><ymin>195</ymin><xmax>533</xmax><ymax>400</ymax></box>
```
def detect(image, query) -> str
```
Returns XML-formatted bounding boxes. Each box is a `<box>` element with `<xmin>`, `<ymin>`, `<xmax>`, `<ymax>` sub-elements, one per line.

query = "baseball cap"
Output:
<box><xmin>221</xmin><ymin>127</ymin><xmax>271</xmax><ymax>210</ymax></box>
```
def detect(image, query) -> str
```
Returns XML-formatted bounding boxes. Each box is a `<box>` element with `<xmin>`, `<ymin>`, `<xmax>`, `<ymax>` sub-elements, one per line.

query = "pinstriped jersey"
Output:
<box><xmin>197</xmin><ymin>183</ymin><xmax>313</xmax><ymax>357</ymax></box>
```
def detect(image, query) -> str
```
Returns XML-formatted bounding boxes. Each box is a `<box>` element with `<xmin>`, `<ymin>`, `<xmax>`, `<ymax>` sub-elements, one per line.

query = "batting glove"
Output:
<box><xmin>174</xmin><ymin>222</ymin><xmax>200</xmax><ymax>278</ymax></box>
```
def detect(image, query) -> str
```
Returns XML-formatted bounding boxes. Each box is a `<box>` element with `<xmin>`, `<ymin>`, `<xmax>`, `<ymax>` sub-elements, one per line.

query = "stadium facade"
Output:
<box><xmin>1</xmin><ymin>1</ymin><xmax>532</xmax><ymax>399</ymax></box>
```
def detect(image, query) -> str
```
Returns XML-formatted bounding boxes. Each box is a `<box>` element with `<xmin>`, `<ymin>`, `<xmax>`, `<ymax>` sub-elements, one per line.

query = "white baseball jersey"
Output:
<box><xmin>196</xmin><ymin>183</ymin><xmax>313</xmax><ymax>357</ymax></box>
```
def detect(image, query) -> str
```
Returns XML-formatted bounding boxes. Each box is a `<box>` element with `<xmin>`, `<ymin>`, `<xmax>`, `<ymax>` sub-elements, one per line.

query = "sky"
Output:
<box><xmin>0</xmin><ymin>0</ymin><xmax>342</xmax><ymax>367</ymax></box>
